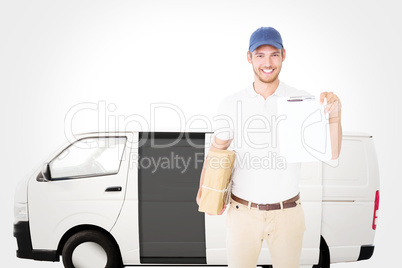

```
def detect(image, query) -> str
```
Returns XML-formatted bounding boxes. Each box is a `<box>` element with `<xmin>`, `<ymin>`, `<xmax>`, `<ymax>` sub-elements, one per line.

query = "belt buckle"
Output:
<box><xmin>256</xmin><ymin>203</ymin><xmax>265</xmax><ymax>211</ymax></box>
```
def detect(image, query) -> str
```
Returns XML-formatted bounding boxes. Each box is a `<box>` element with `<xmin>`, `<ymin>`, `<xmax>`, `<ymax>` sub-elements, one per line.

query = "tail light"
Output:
<box><xmin>372</xmin><ymin>190</ymin><xmax>380</xmax><ymax>230</ymax></box>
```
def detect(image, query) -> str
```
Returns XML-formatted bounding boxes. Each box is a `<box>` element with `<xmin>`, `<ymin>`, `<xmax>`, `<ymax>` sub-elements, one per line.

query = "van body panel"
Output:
<box><xmin>329</xmin><ymin>246</ymin><xmax>361</xmax><ymax>263</ymax></box>
<box><xmin>15</xmin><ymin>174</ymin><xmax>31</xmax><ymax>204</ymax></box>
<box><xmin>110</xmin><ymin>200</ymin><xmax>141</xmax><ymax>264</ymax></box>
<box><xmin>110</xmin><ymin>132</ymin><xmax>141</xmax><ymax>264</ymax></box>
<box><xmin>322</xmin><ymin>202</ymin><xmax>375</xmax><ymax>247</ymax></box>
<box><xmin>322</xmin><ymin>136</ymin><xmax>379</xmax><ymax>261</ymax></box>
<box><xmin>323</xmin><ymin>137</ymin><xmax>379</xmax><ymax>201</ymax></box>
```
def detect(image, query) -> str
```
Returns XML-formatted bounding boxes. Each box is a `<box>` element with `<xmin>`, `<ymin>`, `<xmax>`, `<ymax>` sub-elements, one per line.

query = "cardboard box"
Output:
<box><xmin>198</xmin><ymin>150</ymin><xmax>236</xmax><ymax>215</ymax></box>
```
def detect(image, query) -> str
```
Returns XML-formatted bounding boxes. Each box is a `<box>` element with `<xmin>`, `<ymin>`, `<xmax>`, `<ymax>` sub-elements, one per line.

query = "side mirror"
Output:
<box><xmin>36</xmin><ymin>162</ymin><xmax>51</xmax><ymax>182</ymax></box>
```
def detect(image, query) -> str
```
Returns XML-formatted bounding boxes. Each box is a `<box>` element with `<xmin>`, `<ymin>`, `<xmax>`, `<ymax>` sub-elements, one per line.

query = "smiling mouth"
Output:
<box><xmin>261</xmin><ymin>68</ymin><xmax>274</xmax><ymax>74</ymax></box>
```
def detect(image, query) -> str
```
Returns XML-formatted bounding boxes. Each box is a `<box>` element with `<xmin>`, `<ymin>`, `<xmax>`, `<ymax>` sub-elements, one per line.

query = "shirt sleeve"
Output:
<box><xmin>212</xmin><ymin>98</ymin><xmax>235</xmax><ymax>141</ymax></box>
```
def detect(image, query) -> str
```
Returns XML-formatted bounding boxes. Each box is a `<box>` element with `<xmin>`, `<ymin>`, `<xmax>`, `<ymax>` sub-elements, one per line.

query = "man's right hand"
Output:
<box><xmin>197</xmin><ymin>193</ymin><xmax>228</xmax><ymax>216</ymax></box>
<box><xmin>196</xmin><ymin>136</ymin><xmax>233</xmax><ymax>215</ymax></box>
<box><xmin>216</xmin><ymin>204</ymin><xmax>227</xmax><ymax>215</ymax></box>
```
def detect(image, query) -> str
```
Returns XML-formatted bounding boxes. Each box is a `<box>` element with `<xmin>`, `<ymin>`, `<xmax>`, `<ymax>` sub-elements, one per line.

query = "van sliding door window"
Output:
<box><xmin>49</xmin><ymin>137</ymin><xmax>127</xmax><ymax>180</ymax></box>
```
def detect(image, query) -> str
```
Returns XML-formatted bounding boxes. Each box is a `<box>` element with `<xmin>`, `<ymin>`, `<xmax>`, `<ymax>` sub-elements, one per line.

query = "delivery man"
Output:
<box><xmin>196</xmin><ymin>26</ymin><xmax>342</xmax><ymax>268</ymax></box>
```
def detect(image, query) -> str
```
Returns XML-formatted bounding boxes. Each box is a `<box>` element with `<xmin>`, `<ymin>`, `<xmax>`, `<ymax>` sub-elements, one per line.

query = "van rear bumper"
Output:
<box><xmin>358</xmin><ymin>245</ymin><xmax>375</xmax><ymax>261</ymax></box>
<box><xmin>13</xmin><ymin>221</ymin><xmax>59</xmax><ymax>262</ymax></box>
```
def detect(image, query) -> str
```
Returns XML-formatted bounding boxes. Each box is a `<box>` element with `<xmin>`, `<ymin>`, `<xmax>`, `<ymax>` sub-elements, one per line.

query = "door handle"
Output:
<box><xmin>105</xmin><ymin>186</ymin><xmax>122</xmax><ymax>192</ymax></box>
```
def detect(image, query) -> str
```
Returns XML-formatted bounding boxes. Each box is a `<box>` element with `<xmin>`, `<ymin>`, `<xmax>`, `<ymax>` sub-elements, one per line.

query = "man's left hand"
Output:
<box><xmin>320</xmin><ymin>91</ymin><xmax>342</xmax><ymax>118</ymax></box>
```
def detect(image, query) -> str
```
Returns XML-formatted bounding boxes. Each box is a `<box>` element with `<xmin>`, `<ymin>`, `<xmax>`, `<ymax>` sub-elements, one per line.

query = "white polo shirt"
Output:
<box><xmin>213</xmin><ymin>81</ymin><xmax>313</xmax><ymax>204</ymax></box>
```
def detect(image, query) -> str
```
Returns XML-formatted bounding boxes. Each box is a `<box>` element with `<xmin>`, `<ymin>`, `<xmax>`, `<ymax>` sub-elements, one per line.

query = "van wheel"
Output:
<box><xmin>62</xmin><ymin>230</ymin><xmax>122</xmax><ymax>268</ymax></box>
<box><xmin>312</xmin><ymin>236</ymin><xmax>330</xmax><ymax>268</ymax></box>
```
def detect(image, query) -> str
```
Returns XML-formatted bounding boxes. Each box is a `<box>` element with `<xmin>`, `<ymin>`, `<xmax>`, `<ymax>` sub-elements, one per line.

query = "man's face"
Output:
<box><xmin>247</xmin><ymin>45</ymin><xmax>286</xmax><ymax>84</ymax></box>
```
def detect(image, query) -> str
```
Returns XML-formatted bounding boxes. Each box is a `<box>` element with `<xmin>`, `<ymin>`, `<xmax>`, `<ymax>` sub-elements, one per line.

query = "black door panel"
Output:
<box><xmin>138</xmin><ymin>132</ymin><xmax>206</xmax><ymax>264</ymax></box>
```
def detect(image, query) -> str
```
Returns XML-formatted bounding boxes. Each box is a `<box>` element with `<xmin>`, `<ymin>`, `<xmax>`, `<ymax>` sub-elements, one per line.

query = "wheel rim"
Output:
<box><xmin>72</xmin><ymin>242</ymin><xmax>108</xmax><ymax>268</ymax></box>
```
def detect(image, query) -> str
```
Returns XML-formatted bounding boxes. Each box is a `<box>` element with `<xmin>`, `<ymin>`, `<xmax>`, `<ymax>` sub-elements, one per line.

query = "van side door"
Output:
<box><xmin>28</xmin><ymin>134</ymin><xmax>131</xmax><ymax>250</ymax></box>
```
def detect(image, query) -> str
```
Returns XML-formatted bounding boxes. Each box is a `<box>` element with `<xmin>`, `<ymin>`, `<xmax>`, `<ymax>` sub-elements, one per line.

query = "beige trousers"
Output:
<box><xmin>226</xmin><ymin>198</ymin><xmax>306</xmax><ymax>268</ymax></box>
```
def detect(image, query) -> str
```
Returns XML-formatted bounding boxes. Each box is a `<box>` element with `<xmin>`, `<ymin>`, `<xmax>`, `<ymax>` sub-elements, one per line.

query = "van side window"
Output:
<box><xmin>49</xmin><ymin>137</ymin><xmax>127</xmax><ymax>180</ymax></box>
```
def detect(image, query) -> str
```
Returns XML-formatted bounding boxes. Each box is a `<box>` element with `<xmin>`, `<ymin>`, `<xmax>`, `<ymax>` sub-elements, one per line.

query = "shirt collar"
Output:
<box><xmin>247</xmin><ymin>80</ymin><xmax>286</xmax><ymax>98</ymax></box>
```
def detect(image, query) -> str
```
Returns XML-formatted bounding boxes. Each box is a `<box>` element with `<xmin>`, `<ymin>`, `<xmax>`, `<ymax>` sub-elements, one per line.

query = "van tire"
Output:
<box><xmin>62</xmin><ymin>230</ymin><xmax>122</xmax><ymax>268</ymax></box>
<box><xmin>312</xmin><ymin>236</ymin><xmax>330</xmax><ymax>268</ymax></box>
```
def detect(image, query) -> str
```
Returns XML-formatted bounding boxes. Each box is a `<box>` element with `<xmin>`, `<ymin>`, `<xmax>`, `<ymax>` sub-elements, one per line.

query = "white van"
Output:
<box><xmin>14</xmin><ymin>131</ymin><xmax>379</xmax><ymax>268</ymax></box>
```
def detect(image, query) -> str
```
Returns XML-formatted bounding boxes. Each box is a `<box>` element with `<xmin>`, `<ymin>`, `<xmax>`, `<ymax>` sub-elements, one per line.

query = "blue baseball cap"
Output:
<box><xmin>249</xmin><ymin>27</ymin><xmax>283</xmax><ymax>52</ymax></box>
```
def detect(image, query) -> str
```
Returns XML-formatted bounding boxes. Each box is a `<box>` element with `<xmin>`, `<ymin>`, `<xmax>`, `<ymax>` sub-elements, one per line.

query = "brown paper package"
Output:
<box><xmin>198</xmin><ymin>150</ymin><xmax>236</xmax><ymax>215</ymax></box>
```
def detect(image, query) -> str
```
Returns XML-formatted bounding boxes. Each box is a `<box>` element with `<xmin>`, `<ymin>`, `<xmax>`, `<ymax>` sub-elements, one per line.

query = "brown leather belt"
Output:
<box><xmin>231</xmin><ymin>193</ymin><xmax>300</xmax><ymax>211</ymax></box>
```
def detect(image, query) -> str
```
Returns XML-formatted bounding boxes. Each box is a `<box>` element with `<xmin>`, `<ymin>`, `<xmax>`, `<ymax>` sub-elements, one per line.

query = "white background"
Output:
<box><xmin>1</xmin><ymin>0</ymin><xmax>401</xmax><ymax>267</ymax></box>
